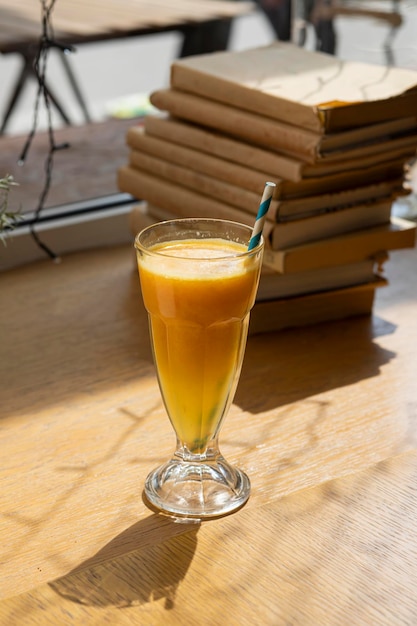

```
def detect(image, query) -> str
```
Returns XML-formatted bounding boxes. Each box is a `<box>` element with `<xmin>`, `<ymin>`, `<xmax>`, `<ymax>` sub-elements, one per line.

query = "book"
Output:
<box><xmin>142</xmin><ymin>116</ymin><xmax>305</xmax><ymax>182</ymax></box>
<box><xmin>128</xmin><ymin>149</ymin><xmax>277</xmax><ymax>218</ymax></box>
<box><xmin>263</xmin><ymin>217</ymin><xmax>416</xmax><ymax>273</ymax></box>
<box><xmin>130</xmin><ymin>120</ymin><xmax>410</xmax><ymax>189</ymax></box>
<box><xmin>270</xmin><ymin>198</ymin><xmax>393</xmax><ymax>249</ymax></box>
<box><xmin>127</xmin><ymin>127</ymin><xmax>405</xmax><ymax>219</ymax></box>
<box><xmin>275</xmin><ymin>182</ymin><xmax>404</xmax><ymax>220</ymax></box>
<box><xmin>150</xmin><ymin>88</ymin><xmax>321</xmax><ymax>161</ymax></box>
<box><xmin>150</xmin><ymin>88</ymin><xmax>417</xmax><ymax>162</ymax></box>
<box><xmin>270</xmin><ymin>159</ymin><xmax>406</xmax><ymax>200</ymax></box>
<box><xmin>129</xmin><ymin>202</ymin><xmax>157</xmax><ymax>236</ymax></box>
<box><xmin>117</xmin><ymin>165</ymin><xmax>275</xmax><ymax>238</ymax></box>
<box><xmin>257</xmin><ymin>258</ymin><xmax>384</xmax><ymax>301</ymax></box>
<box><xmin>125</xmin><ymin>141</ymin><xmax>405</xmax><ymax>207</ymax></box>
<box><xmin>137</xmin><ymin>119</ymin><xmax>406</xmax><ymax>218</ymax></box>
<box><xmin>120</xmin><ymin>164</ymin><xmax>412</xmax><ymax>255</ymax></box>
<box><xmin>128</xmin><ymin>126</ymin><xmax>282</xmax><ymax>191</ymax></box>
<box><xmin>249</xmin><ymin>278</ymin><xmax>387</xmax><ymax>335</ymax></box>
<box><xmin>320</xmin><ymin>132</ymin><xmax>417</xmax><ymax>163</ymax></box>
<box><xmin>170</xmin><ymin>41</ymin><xmax>417</xmax><ymax>133</ymax></box>
<box><xmin>128</xmin><ymin>153</ymin><xmax>393</xmax><ymax>247</ymax></box>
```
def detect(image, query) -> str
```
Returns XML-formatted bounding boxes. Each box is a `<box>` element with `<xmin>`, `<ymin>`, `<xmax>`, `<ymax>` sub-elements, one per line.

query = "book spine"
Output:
<box><xmin>276</xmin><ymin>159</ymin><xmax>406</xmax><ymax>199</ymax></box>
<box><xmin>321</xmin><ymin>90</ymin><xmax>417</xmax><ymax>132</ymax></box>
<box><xmin>321</xmin><ymin>136</ymin><xmax>417</xmax><ymax>163</ymax></box>
<box><xmin>171</xmin><ymin>61</ymin><xmax>324</xmax><ymax>133</ymax></box>
<box><xmin>318</xmin><ymin>116</ymin><xmax>417</xmax><ymax>152</ymax></box>
<box><xmin>276</xmin><ymin>182</ymin><xmax>401</xmax><ymax>219</ymax></box>
<box><xmin>263</xmin><ymin>218</ymin><xmax>416</xmax><ymax>273</ymax></box>
<box><xmin>142</xmin><ymin>117</ymin><xmax>304</xmax><ymax>182</ymax></box>
<box><xmin>249</xmin><ymin>280</ymin><xmax>385</xmax><ymax>334</ymax></box>
<box><xmin>271</xmin><ymin>199</ymin><xmax>393</xmax><ymax>250</ymax></box>
<box><xmin>128</xmin><ymin>150</ymin><xmax>278</xmax><ymax>218</ymax></box>
<box><xmin>150</xmin><ymin>89</ymin><xmax>320</xmax><ymax>162</ymax></box>
<box><xmin>127</xmin><ymin>130</ymin><xmax>279</xmax><ymax>197</ymax></box>
<box><xmin>117</xmin><ymin>166</ymin><xmax>275</xmax><ymax>240</ymax></box>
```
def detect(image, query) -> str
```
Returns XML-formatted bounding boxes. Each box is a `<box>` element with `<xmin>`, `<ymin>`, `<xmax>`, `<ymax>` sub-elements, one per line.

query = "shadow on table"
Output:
<box><xmin>2</xmin><ymin>248</ymin><xmax>155</xmax><ymax>421</ymax></box>
<box><xmin>236</xmin><ymin>313</ymin><xmax>397</xmax><ymax>414</ymax></box>
<box><xmin>49</xmin><ymin>514</ymin><xmax>200</xmax><ymax>609</ymax></box>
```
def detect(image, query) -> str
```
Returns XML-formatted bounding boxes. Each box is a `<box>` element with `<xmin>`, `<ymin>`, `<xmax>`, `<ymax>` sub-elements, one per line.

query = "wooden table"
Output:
<box><xmin>1</xmin><ymin>241</ymin><xmax>417</xmax><ymax>624</ymax></box>
<box><xmin>0</xmin><ymin>0</ymin><xmax>254</xmax><ymax>132</ymax></box>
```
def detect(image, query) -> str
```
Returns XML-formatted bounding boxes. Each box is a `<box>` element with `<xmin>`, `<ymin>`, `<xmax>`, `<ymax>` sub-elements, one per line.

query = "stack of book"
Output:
<box><xmin>118</xmin><ymin>42</ymin><xmax>417</xmax><ymax>333</ymax></box>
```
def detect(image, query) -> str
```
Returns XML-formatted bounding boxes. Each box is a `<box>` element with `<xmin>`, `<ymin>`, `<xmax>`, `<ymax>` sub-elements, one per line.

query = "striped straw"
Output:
<box><xmin>248</xmin><ymin>181</ymin><xmax>276</xmax><ymax>251</ymax></box>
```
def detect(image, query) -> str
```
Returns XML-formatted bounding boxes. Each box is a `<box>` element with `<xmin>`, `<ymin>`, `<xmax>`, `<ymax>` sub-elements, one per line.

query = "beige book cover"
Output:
<box><xmin>320</xmin><ymin>132</ymin><xmax>417</xmax><ymax>162</ymax></box>
<box><xmin>117</xmin><ymin>166</ymin><xmax>275</xmax><ymax>239</ymax></box>
<box><xmin>257</xmin><ymin>258</ymin><xmax>383</xmax><ymax>301</ymax></box>
<box><xmin>129</xmin><ymin>120</ymin><xmax>415</xmax><ymax>185</ymax></box>
<box><xmin>249</xmin><ymin>279</ymin><xmax>387</xmax><ymax>334</ymax></box>
<box><xmin>274</xmin><ymin>159</ymin><xmax>406</xmax><ymax>199</ymax></box>
<box><xmin>263</xmin><ymin>217</ymin><xmax>416</xmax><ymax>273</ymax></box>
<box><xmin>271</xmin><ymin>198</ymin><xmax>393</xmax><ymax>249</ymax></box>
<box><xmin>127</xmin><ymin>125</ymin><xmax>407</xmax><ymax>202</ymax></box>
<box><xmin>127</xmin><ymin>138</ymin><xmax>276</xmax><ymax>197</ymax></box>
<box><xmin>128</xmin><ymin>149</ymin><xmax>399</xmax><ymax>235</ymax></box>
<box><xmin>170</xmin><ymin>42</ymin><xmax>417</xmax><ymax>133</ymax></box>
<box><xmin>128</xmin><ymin>150</ymin><xmax>278</xmax><ymax>217</ymax></box>
<box><xmin>142</xmin><ymin>116</ymin><xmax>304</xmax><ymax>181</ymax></box>
<box><xmin>276</xmin><ymin>181</ymin><xmax>403</xmax><ymax>219</ymax></box>
<box><xmin>150</xmin><ymin>88</ymin><xmax>417</xmax><ymax>162</ymax></box>
<box><xmin>150</xmin><ymin>88</ymin><xmax>320</xmax><ymax>161</ymax></box>
<box><xmin>319</xmin><ymin>116</ymin><xmax>417</xmax><ymax>153</ymax></box>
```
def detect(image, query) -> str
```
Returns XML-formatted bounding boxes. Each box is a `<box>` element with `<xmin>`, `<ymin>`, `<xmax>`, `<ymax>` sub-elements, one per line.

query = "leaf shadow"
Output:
<box><xmin>49</xmin><ymin>515</ymin><xmax>200</xmax><ymax>610</ymax></box>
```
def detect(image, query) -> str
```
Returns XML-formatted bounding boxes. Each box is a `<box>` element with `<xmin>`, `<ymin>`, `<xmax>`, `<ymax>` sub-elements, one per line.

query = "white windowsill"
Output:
<box><xmin>0</xmin><ymin>197</ymin><xmax>139</xmax><ymax>271</ymax></box>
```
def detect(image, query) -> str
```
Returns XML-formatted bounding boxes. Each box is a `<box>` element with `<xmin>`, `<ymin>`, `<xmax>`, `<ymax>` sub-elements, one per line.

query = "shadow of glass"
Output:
<box><xmin>49</xmin><ymin>515</ymin><xmax>200</xmax><ymax>609</ymax></box>
<box><xmin>237</xmin><ymin>314</ymin><xmax>397</xmax><ymax>413</ymax></box>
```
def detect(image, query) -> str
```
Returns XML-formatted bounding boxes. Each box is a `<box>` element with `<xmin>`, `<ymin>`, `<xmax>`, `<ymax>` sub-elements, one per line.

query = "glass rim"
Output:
<box><xmin>134</xmin><ymin>217</ymin><xmax>264</xmax><ymax>261</ymax></box>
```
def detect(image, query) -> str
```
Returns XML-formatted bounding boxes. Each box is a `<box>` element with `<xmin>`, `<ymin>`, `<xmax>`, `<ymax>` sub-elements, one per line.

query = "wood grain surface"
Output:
<box><xmin>1</xmin><ymin>242</ymin><xmax>416</xmax><ymax>624</ymax></box>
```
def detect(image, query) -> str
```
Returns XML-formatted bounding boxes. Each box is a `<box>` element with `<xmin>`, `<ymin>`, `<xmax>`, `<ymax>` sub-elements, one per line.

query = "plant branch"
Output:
<box><xmin>18</xmin><ymin>0</ymin><xmax>73</xmax><ymax>262</ymax></box>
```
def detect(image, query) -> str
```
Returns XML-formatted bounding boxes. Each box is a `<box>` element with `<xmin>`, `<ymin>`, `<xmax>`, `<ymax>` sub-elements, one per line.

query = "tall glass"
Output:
<box><xmin>135</xmin><ymin>218</ymin><xmax>263</xmax><ymax>518</ymax></box>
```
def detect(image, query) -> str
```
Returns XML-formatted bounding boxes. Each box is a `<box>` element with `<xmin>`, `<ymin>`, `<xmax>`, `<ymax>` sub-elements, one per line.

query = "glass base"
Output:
<box><xmin>144</xmin><ymin>454</ymin><xmax>250</xmax><ymax>519</ymax></box>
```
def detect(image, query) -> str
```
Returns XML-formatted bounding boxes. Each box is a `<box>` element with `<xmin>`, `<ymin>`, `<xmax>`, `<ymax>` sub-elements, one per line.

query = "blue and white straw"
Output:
<box><xmin>248</xmin><ymin>181</ymin><xmax>276</xmax><ymax>251</ymax></box>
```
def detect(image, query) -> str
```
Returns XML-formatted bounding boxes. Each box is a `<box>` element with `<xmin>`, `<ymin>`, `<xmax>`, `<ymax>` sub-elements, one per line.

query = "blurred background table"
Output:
<box><xmin>0</xmin><ymin>240</ymin><xmax>416</xmax><ymax>624</ymax></box>
<box><xmin>0</xmin><ymin>0</ymin><xmax>255</xmax><ymax>133</ymax></box>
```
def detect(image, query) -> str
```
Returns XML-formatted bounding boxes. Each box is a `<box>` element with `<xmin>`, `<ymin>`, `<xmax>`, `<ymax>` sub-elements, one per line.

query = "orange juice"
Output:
<box><xmin>137</xmin><ymin>238</ymin><xmax>261</xmax><ymax>453</ymax></box>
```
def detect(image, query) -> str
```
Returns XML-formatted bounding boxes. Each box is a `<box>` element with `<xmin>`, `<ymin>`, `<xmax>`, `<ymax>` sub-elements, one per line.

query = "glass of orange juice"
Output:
<box><xmin>135</xmin><ymin>218</ymin><xmax>263</xmax><ymax>518</ymax></box>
